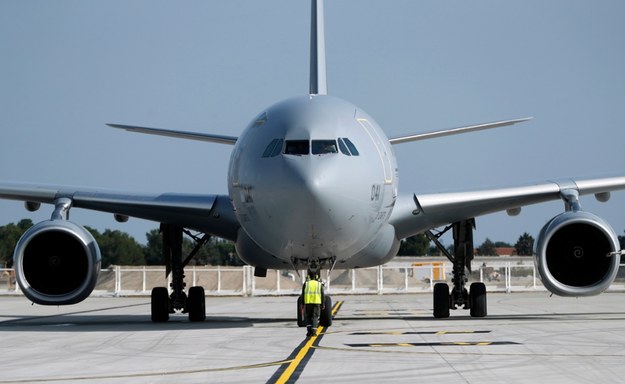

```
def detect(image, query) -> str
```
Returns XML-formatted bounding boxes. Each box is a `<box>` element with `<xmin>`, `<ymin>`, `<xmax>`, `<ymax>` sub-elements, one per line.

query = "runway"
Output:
<box><xmin>1</xmin><ymin>292</ymin><xmax>625</xmax><ymax>383</ymax></box>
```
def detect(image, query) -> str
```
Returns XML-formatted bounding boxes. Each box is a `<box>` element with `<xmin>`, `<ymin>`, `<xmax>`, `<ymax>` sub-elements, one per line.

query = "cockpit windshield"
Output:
<box><xmin>284</xmin><ymin>140</ymin><xmax>310</xmax><ymax>155</ymax></box>
<box><xmin>311</xmin><ymin>140</ymin><xmax>338</xmax><ymax>155</ymax></box>
<box><xmin>263</xmin><ymin>138</ymin><xmax>359</xmax><ymax>157</ymax></box>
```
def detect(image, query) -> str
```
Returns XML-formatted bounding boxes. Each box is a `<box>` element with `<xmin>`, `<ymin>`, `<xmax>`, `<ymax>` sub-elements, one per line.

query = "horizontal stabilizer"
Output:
<box><xmin>389</xmin><ymin>117</ymin><xmax>532</xmax><ymax>145</ymax></box>
<box><xmin>107</xmin><ymin>124</ymin><xmax>238</xmax><ymax>145</ymax></box>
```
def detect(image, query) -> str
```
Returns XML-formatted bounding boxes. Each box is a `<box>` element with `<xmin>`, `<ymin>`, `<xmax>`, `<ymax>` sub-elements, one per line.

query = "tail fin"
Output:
<box><xmin>309</xmin><ymin>0</ymin><xmax>327</xmax><ymax>95</ymax></box>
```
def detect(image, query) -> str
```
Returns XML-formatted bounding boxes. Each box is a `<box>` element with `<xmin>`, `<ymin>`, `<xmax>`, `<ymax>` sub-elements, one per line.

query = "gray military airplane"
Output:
<box><xmin>1</xmin><ymin>0</ymin><xmax>625</xmax><ymax>323</ymax></box>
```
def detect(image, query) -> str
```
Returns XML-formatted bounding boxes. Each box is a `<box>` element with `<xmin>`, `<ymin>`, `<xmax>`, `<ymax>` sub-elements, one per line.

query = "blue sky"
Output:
<box><xmin>1</xmin><ymin>1</ymin><xmax>625</xmax><ymax>248</ymax></box>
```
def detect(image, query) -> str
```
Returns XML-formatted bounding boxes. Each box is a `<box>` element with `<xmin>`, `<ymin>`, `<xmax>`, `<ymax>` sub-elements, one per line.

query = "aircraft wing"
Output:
<box><xmin>389</xmin><ymin>175</ymin><xmax>625</xmax><ymax>239</ymax></box>
<box><xmin>388</xmin><ymin>117</ymin><xmax>532</xmax><ymax>145</ymax></box>
<box><xmin>107</xmin><ymin>124</ymin><xmax>238</xmax><ymax>145</ymax></box>
<box><xmin>0</xmin><ymin>182</ymin><xmax>239</xmax><ymax>241</ymax></box>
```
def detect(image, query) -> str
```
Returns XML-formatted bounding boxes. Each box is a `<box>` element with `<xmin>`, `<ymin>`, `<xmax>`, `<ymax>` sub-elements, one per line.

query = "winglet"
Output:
<box><xmin>309</xmin><ymin>0</ymin><xmax>327</xmax><ymax>95</ymax></box>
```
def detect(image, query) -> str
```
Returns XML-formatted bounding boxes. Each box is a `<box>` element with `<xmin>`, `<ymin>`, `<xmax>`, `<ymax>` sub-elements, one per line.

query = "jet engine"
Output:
<box><xmin>13</xmin><ymin>220</ymin><xmax>101</xmax><ymax>305</ymax></box>
<box><xmin>535</xmin><ymin>211</ymin><xmax>620</xmax><ymax>297</ymax></box>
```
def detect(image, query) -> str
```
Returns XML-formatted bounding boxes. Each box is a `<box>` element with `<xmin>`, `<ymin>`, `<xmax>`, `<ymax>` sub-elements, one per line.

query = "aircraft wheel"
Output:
<box><xmin>433</xmin><ymin>283</ymin><xmax>450</xmax><ymax>319</ymax></box>
<box><xmin>297</xmin><ymin>296</ymin><xmax>306</xmax><ymax>327</ymax></box>
<box><xmin>319</xmin><ymin>295</ymin><xmax>333</xmax><ymax>327</ymax></box>
<box><xmin>469</xmin><ymin>282</ymin><xmax>487</xmax><ymax>317</ymax></box>
<box><xmin>151</xmin><ymin>287</ymin><xmax>170</xmax><ymax>322</ymax></box>
<box><xmin>188</xmin><ymin>286</ymin><xmax>206</xmax><ymax>322</ymax></box>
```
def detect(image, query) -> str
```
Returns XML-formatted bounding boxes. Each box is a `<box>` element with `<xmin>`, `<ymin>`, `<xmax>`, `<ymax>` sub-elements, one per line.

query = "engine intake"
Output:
<box><xmin>535</xmin><ymin>211</ymin><xmax>620</xmax><ymax>296</ymax></box>
<box><xmin>14</xmin><ymin>220</ymin><xmax>101</xmax><ymax>305</ymax></box>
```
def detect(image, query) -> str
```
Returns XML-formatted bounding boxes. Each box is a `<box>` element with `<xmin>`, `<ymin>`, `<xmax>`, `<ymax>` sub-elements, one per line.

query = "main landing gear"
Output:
<box><xmin>151</xmin><ymin>224</ymin><xmax>209</xmax><ymax>322</ymax></box>
<box><xmin>426</xmin><ymin>219</ymin><xmax>487</xmax><ymax>319</ymax></box>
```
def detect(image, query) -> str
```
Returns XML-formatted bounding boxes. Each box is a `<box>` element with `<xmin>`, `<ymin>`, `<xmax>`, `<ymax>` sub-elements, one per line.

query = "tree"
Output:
<box><xmin>87</xmin><ymin>227</ymin><xmax>145</xmax><ymax>267</ymax></box>
<box><xmin>0</xmin><ymin>220</ymin><xmax>245</xmax><ymax>268</ymax></box>
<box><xmin>0</xmin><ymin>219</ymin><xmax>33</xmax><ymax>267</ymax></box>
<box><xmin>397</xmin><ymin>233</ymin><xmax>430</xmax><ymax>256</ymax></box>
<box><xmin>514</xmin><ymin>232</ymin><xmax>535</xmax><ymax>256</ymax></box>
<box><xmin>477</xmin><ymin>238</ymin><xmax>497</xmax><ymax>256</ymax></box>
<box><xmin>142</xmin><ymin>228</ymin><xmax>243</xmax><ymax>266</ymax></box>
<box><xmin>619</xmin><ymin>231</ymin><xmax>625</xmax><ymax>250</ymax></box>
<box><xmin>206</xmin><ymin>239</ymin><xmax>243</xmax><ymax>266</ymax></box>
<box><xmin>144</xmin><ymin>228</ymin><xmax>163</xmax><ymax>265</ymax></box>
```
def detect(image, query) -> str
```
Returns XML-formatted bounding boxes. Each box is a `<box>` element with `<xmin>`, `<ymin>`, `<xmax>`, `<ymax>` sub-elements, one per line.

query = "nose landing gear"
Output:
<box><xmin>295</xmin><ymin>257</ymin><xmax>335</xmax><ymax>330</ymax></box>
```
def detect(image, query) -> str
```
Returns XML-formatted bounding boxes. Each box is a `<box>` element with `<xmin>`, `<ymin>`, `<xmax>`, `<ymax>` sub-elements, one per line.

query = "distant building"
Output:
<box><xmin>494</xmin><ymin>247</ymin><xmax>516</xmax><ymax>256</ymax></box>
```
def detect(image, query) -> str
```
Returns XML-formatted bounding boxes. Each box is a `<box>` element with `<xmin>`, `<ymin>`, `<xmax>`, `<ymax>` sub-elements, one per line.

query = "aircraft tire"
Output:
<box><xmin>319</xmin><ymin>295</ymin><xmax>333</xmax><ymax>327</ymax></box>
<box><xmin>469</xmin><ymin>282</ymin><xmax>487</xmax><ymax>317</ymax></box>
<box><xmin>433</xmin><ymin>282</ymin><xmax>450</xmax><ymax>319</ymax></box>
<box><xmin>188</xmin><ymin>286</ymin><xmax>206</xmax><ymax>322</ymax></box>
<box><xmin>151</xmin><ymin>287</ymin><xmax>170</xmax><ymax>322</ymax></box>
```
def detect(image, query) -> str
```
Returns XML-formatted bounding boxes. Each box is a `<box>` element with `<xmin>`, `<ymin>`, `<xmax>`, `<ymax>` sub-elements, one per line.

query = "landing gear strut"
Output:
<box><xmin>151</xmin><ymin>223</ymin><xmax>208</xmax><ymax>322</ymax></box>
<box><xmin>426</xmin><ymin>219</ymin><xmax>487</xmax><ymax>319</ymax></box>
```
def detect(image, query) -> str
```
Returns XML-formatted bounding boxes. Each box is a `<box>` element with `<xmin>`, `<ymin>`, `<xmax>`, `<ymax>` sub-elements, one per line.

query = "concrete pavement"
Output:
<box><xmin>1</xmin><ymin>292</ymin><xmax>624</xmax><ymax>383</ymax></box>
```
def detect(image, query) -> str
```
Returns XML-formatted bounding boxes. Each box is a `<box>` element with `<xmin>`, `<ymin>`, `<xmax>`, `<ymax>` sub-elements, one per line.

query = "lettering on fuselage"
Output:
<box><xmin>371</xmin><ymin>184</ymin><xmax>381</xmax><ymax>201</ymax></box>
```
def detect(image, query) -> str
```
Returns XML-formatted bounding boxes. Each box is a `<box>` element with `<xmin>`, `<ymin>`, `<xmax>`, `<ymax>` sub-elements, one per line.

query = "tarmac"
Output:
<box><xmin>1</xmin><ymin>292</ymin><xmax>625</xmax><ymax>383</ymax></box>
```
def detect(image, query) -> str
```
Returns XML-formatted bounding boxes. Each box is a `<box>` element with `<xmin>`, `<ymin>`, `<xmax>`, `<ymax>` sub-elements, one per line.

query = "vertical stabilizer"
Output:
<box><xmin>309</xmin><ymin>0</ymin><xmax>327</xmax><ymax>95</ymax></box>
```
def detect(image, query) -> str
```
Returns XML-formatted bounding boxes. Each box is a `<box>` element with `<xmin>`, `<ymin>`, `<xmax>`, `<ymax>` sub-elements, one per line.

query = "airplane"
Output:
<box><xmin>1</xmin><ymin>0</ymin><xmax>625</xmax><ymax>323</ymax></box>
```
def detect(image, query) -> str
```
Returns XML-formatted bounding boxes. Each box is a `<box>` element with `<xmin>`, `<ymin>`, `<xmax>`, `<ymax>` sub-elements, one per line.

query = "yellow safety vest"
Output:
<box><xmin>304</xmin><ymin>279</ymin><xmax>322</xmax><ymax>304</ymax></box>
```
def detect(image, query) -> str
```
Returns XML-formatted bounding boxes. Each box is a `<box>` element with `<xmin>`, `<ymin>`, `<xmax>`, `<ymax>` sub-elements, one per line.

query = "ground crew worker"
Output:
<box><xmin>302</xmin><ymin>271</ymin><xmax>324</xmax><ymax>337</ymax></box>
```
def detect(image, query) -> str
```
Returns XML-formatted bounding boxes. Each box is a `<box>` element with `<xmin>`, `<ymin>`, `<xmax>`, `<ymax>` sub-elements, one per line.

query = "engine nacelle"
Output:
<box><xmin>535</xmin><ymin>211</ymin><xmax>620</xmax><ymax>297</ymax></box>
<box><xmin>14</xmin><ymin>220</ymin><xmax>101</xmax><ymax>305</ymax></box>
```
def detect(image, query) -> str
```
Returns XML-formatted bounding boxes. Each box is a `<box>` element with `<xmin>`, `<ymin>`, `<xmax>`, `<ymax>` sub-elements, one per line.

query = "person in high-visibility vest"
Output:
<box><xmin>302</xmin><ymin>271</ymin><xmax>325</xmax><ymax>337</ymax></box>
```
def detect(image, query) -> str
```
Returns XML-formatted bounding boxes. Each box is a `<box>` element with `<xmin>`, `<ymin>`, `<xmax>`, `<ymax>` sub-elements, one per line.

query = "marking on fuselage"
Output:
<box><xmin>370</xmin><ymin>184</ymin><xmax>381</xmax><ymax>201</ymax></box>
<box><xmin>356</xmin><ymin>118</ymin><xmax>393</xmax><ymax>185</ymax></box>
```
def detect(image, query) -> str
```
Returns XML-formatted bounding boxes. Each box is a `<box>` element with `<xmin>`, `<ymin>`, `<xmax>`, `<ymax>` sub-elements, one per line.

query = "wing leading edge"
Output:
<box><xmin>390</xmin><ymin>175</ymin><xmax>625</xmax><ymax>239</ymax></box>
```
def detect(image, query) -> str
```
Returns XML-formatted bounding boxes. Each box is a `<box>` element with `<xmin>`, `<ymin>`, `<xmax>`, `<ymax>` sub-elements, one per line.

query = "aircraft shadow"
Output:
<box><xmin>335</xmin><ymin>311</ymin><xmax>625</xmax><ymax>323</ymax></box>
<box><xmin>0</xmin><ymin>301</ymin><xmax>295</xmax><ymax>332</ymax></box>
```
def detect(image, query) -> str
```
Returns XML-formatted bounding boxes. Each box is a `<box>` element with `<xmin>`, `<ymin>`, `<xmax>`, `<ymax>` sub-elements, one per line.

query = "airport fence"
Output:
<box><xmin>2</xmin><ymin>258</ymin><xmax>625</xmax><ymax>297</ymax></box>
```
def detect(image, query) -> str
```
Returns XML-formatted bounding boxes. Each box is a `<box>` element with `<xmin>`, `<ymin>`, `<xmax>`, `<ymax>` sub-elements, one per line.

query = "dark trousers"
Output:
<box><xmin>305</xmin><ymin>304</ymin><xmax>321</xmax><ymax>329</ymax></box>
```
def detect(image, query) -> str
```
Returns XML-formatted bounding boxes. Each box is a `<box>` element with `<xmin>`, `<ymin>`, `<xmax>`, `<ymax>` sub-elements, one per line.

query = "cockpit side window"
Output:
<box><xmin>342</xmin><ymin>138</ymin><xmax>360</xmax><ymax>156</ymax></box>
<box><xmin>312</xmin><ymin>140</ymin><xmax>338</xmax><ymax>155</ymax></box>
<box><xmin>270</xmin><ymin>139</ymin><xmax>283</xmax><ymax>157</ymax></box>
<box><xmin>284</xmin><ymin>140</ymin><xmax>309</xmax><ymax>155</ymax></box>
<box><xmin>262</xmin><ymin>138</ymin><xmax>283</xmax><ymax>158</ymax></box>
<box><xmin>337</xmin><ymin>138</ymin><xmax>351</xmax><ymax>156</ymax></box>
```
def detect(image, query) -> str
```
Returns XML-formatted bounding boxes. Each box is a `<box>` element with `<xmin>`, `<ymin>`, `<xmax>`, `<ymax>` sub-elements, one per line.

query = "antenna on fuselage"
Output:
<box><xmin>309</xmin><ymin>0</ymin><xmax>327</xmax><ymax>95</ymax></box>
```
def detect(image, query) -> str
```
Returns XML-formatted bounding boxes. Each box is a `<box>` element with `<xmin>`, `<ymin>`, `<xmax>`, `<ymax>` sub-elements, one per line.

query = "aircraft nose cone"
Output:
<box><xmin>282</xmin><ymin>156</ymin><xmax>338</xmax><ymax>212</ymax></box>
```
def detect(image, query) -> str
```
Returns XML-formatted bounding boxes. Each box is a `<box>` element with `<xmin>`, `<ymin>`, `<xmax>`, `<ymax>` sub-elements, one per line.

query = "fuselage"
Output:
<box><xmin>228</xmin><ymin>95</ymin><xmax>400</xmax><ymax>269</ymax></box>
